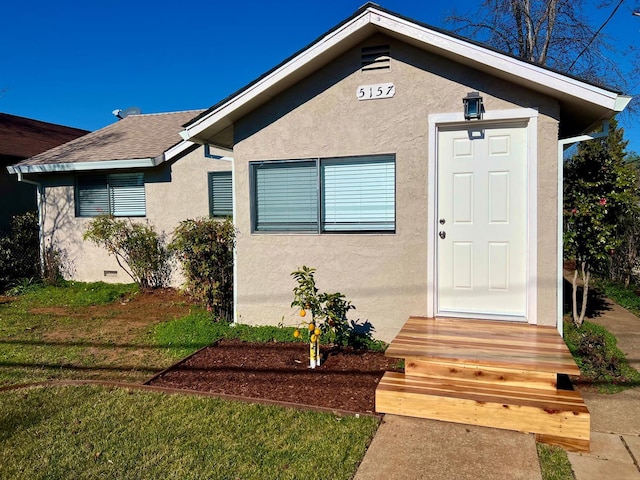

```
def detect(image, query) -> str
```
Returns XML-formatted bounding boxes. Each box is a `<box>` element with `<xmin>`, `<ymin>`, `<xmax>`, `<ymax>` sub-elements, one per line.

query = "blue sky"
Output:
<box><xmin>2</xmin><ymin>1</ymin><xmax>640</xmax><ymax>151</ymax></box>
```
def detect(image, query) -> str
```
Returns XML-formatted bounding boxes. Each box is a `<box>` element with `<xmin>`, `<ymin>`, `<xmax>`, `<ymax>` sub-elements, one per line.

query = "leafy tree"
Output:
<box><xmin>291</xmin><ymin>266</ymin><xmax>376</xmax><ymax>351</ymax></box>
<box><xmin>564</xmin><ymin>120</ymin><xmax>639</xmax><ymax>326</ymax></box>
<box><xmin>84</xmin><ymin>216</ymin><xmax>172</xmax><ymax>289</ymax></box>
<box><xmin>170</xmin><ymin>217</ymin><xmax>235</xmax><ymax>320</ymax></box>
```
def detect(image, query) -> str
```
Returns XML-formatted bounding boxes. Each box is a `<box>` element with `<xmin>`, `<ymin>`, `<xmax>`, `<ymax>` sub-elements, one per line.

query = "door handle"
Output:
<box><xmin>439</xmin><ymin>231</ymin><xmax>446</xmax><ymax>239</ymax></box>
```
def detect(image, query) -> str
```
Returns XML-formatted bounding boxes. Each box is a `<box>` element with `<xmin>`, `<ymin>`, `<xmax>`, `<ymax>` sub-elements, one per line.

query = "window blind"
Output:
<box><xmin>76</xmin><ymin>173</ymin><xmax>145</xmax><ymax>217</ymax></box>
<box><xmin>76</xmin><ymin>175</ymin><xmax>109</xmax><ymax>217</ymax></box>
<box><xmin>209</xmin><ymin>171</ymin><xmax>233</xmax><ymax>217</ymax></box>
<box><xmin>321</xmin><ymin>156</ymin><xmax>395</xmax><ymax>231</ymax></box>
<box><xmin>109</xmin><ymin>173</ymin><xmax>145</xmax><ymax>217</ymax></box>
<box><xmin>254</xmin><ymin>162</ymin><xmax>318</xmax><ymax>232</ymax></box>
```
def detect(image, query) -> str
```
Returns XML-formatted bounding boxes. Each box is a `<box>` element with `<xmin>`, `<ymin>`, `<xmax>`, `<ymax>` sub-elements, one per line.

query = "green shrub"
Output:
<box><xmin>0</xmin><ymin>211</ymin><xmax>39</xmax><ymax>292</ymax></box>
<box><xmin>84</xmin><ymin>216</ymin><xmax>172</xmax><ymax>290</ymax></box>
<box><xmin>170</xmin><ymin>217</ymin><xmax>235</xmax><ymax>320</ymax></box>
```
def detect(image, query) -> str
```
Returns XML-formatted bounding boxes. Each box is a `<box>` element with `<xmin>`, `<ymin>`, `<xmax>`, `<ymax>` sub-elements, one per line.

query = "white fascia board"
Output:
<box><xmin>8</xmin><ymin>158</ymin><xmax>156</xmax><ymax>174</ymax></box>
<box><xmin>184</xmin><ymin>11</ymin><xmax>373</xmax><ymax>140</ymax></box>
<box><xmin>163</xmin><ymin>140</ymin><xmax>198</xmax><ymax>162</ymax></box>
<box><xmin>184</xmin><ymin>6</ymin><xmax>626</xmax><ymax>142</ymax></box>
<box><xmin>368</xmin><ymin>9</ymin><xmax>622</xmax><ymax>111</ymax></box>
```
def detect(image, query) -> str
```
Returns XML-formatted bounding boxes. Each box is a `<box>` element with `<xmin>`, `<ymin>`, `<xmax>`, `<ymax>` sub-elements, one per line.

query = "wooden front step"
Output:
<box><xmin>404</xmin><ymin>358</ymin><xmax>559</xmax><ymax>390</ymax></box>
<box><xmin>376</xmin><ymin>317</ymin><xmax>590</xmax><ymax>452</ymax></box>
<box><xmin>376</xmin><ymin>371</ymin><xmax>590</xmax><ymax>452</ymax></box>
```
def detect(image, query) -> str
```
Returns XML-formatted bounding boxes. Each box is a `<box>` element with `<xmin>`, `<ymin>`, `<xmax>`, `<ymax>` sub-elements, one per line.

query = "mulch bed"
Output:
<box><xmin>147</xmin><ymin>339</ymin><xmax>398</xmax><ymax>414</ymax></box>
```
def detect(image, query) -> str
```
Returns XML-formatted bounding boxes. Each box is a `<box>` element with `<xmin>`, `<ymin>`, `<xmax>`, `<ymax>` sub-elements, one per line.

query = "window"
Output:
<box><xmin>251</xmin><ymin>155</ymin><xmax>395</xmax><ymax>233</ymax></box>
<box><xmin>209</xmin><ymin>171</ymin><xmax>233</xmax><ymax>218</ymax></box>
<box><xmin>76</xmin><ymin>173</ymin><xmax>145</xmax><ymax>217</ymax></box>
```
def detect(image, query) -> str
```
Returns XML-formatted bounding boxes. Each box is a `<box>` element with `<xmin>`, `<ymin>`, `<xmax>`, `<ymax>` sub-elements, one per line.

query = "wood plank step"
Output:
<box><xmin>386</xmin><ymin>317</ymin><xmax>579</xmax><ymax>376</ymax></box>
<box><xmin>376</xmin><ymin>371</ymin><xmax>590</xmax><ymax>452</ymax></box>
<box><xmin>404</xmin><ymin>357</ymin><xmax>559</xmax><ymax>390</ymax></box>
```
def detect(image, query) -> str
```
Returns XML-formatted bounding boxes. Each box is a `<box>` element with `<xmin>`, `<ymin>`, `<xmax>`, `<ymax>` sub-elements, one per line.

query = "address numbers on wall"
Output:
<box><xmin>356</xmin><ymin>83</ymin><xmax>395</xmax><ymax>100</ymax></box>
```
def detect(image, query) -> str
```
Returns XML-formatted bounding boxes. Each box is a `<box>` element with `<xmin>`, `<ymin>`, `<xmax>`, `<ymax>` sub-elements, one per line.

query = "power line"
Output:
<box><xmin>568</xmin><ymin>0</ymin><xmax>626</xmax><ymax>72</ymax></box>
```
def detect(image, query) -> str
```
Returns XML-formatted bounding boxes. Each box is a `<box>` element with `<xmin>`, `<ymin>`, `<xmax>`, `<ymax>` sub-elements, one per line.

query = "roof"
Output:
<box><xmin>182</xmin><ymin>3</ymin><xmax>631</xmax><ymax>147</ymax></box>
<box><xmin>0</xmin><ymin>113</ymin><xmax>88</xmax><ymax>159</ymax></box>
<box><xmin>9</xmin><ymin>109</ymin><xmax>205</xmax><ymax>174</ymax></box>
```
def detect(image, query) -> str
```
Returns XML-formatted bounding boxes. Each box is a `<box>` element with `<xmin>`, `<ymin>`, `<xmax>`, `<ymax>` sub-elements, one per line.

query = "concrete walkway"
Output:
<box><xmin>567</xmin><ymin>302</ymin><xmax>640</xmax><ymax>479</ymax></box>
<box><xmin>355</xmin><ymin>300</ymin><xmax>640</xmax><ymax>480</ymax></box>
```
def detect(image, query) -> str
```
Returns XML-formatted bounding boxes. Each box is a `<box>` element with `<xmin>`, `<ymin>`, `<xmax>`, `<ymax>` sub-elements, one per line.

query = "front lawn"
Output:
<box><xmin>0</xmin><ymin>385</ymin><xmax>378</xmax><ymax>480</ymax></box>
<box><xmin>0</xmin><ymin>282</ymin><xmax>193</xmax><ymax>386</ymax></box>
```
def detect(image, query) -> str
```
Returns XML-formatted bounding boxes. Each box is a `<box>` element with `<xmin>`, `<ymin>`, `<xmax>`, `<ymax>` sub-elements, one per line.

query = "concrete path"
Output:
<box><xmin>567</xmin><ymin>301</ymin><xmax>640</xmax><ymax>479</ymax></box>
<box><xmin>355</xmin><ymin>298</ymin><xmax>640</xmax><ymax>479</ymax></box>
<box><xmin>354</xmin><ymin>415</ymin><xmax>542</xmax><ymax>480</ymax></box>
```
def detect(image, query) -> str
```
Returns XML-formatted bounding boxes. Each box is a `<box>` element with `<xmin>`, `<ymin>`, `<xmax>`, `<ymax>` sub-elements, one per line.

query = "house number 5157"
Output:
<box><xmin>356</xmin><ymin>83</ymin><xmax>395</xmax><ymax>100</ymax></box>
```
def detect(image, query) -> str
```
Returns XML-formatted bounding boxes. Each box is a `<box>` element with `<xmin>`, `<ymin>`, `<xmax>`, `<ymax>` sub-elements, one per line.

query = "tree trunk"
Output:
<box><xmin>572</xmin><ymin>267</ymin><xmax>579</xmax><ymax>325</ymax></box>
<box><xmin>577</xmin><ymin>261</ymin><xmax>590</xmax><ymax>328</ymax></box>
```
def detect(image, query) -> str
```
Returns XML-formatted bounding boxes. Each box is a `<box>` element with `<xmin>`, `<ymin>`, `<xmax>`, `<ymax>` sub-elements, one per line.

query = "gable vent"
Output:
<box><xmin>361</xmin><ymin>45</ymin><xmax>390</xmax><ymax>71</ymax></box>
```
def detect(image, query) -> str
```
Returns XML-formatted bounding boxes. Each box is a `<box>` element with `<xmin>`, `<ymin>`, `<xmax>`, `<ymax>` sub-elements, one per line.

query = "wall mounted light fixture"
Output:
<box><xmin>463</xmin><ymin>92</ymin><xmax>483</xmax><ymax>120</ymax></box>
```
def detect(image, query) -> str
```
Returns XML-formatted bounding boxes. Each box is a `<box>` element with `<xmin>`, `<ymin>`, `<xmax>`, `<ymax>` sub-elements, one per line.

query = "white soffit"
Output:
<box><xmin>183</xmin><ymin>5</ymin><xmax>626</xmax><ymax>141</ymax></box>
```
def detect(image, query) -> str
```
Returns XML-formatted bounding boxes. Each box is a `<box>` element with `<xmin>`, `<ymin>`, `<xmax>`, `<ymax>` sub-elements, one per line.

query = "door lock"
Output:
<box><xmin>439</xmin><ymin>231</ymin><xmax>446</xmax><ymax>239</ymax></box>
<box><xmin>439</xmin><ymin>218</ymin><xmax>446</xmax><ymax>225</ymax></box>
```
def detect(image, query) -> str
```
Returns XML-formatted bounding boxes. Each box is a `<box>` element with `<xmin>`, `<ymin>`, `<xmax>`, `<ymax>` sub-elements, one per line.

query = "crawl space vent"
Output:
<box><xmin>361</xmin><ymin>45</ymin><xmax>391</xmax><ymax>71</ymax></box>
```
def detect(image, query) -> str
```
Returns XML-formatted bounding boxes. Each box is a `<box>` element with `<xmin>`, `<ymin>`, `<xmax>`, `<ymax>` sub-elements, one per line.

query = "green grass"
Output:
<box><xmin>153</xmin><ymin>311</ymin><xmax>387</xmax><ymax>359</ymax></box>
<box><xmin>536</xmin><ymin>443</ymin><xmax>574</xmax><ymax>480</ymax></box>
<box><xmin>16</xmin><ymin>280</ymin><xmax>139</xmax><ymax>307</ymax></box>
<box><xmin>594</xmin><ymin>278</ymin><xmax>640</xmax><ymax>317</ymax></box>
<box><xmin>564</xmin><ymin>319</ymin><xmax>640</xmax><ymax>393</ymax></box>
<box><xmin>153</xmin><ymin>312</ymin><xmax>306</xmax><ymax>358</ymax></box>
<box><xmin>0</xmin><ymin>385</ymin><xmax>379</xmax><ymax>480</ymax></box>
<box><xmin>0</xmin><ymin>282</ymin><xmax>179</xmax><ymax>386</ymax></box>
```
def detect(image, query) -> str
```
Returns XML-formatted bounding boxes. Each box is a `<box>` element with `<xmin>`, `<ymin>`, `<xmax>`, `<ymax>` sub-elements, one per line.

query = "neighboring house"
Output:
<box><xmin>0</xmin><ymin>113</ymin><xmax>87</xmax><ymax>232</ymax></box>
<box><xmin>7</xmin><ymin>110</ymin><xmax>232</xmax><ymax>284</ymax></box>
<box><xmin>180</xmin><ymin>3</ymin><xmax>630</xmax><ymax>341</ymax></box>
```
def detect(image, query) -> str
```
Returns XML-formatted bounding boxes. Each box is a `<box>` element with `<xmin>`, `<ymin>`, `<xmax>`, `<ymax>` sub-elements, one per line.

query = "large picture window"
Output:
<box><xmin>208</xmin><ymin>171</ymin><xmax>233</xmax><ymax>218</ymax></box>
<box><xmin>251</xmin><ymin>154</ymin><xmax>395</xmax><ymax>233</ymax></box>
<box><xmin>76</xmin><ymin>173</ymin><xmax>145</xmax><ymax>217</ymax></box>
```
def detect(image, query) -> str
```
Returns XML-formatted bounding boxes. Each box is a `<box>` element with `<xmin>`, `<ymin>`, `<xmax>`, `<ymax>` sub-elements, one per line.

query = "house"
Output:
<box><xmin>0</xmin><ymin>113</ymin><xmax>88</xmax><ymax>232</ymax></box>
<box><xmin>180</xmin><ymin>3</ymin><xmax>630</xmax><ymax>342</ymax></box>
<box><xmin>177</xmin><ymin>4</ymin><xmax>630</xmax><ymax>449</ymax></box>
<box><xmin>7</xmin><ymin>110</ymin><xmax>232</xmax><ymax>283</ymax></box>
<box><xmin>8</xmin><ymin>4</ymin><xmax>628</xmax><ymax>448</ymax></box>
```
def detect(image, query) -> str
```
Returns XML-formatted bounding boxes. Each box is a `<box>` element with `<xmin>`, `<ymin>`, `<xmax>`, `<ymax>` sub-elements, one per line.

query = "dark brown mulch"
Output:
<box><xmin>147</xmin><ymin>339</ymin><xmax>398</xmax><ymax>414</ymax></box>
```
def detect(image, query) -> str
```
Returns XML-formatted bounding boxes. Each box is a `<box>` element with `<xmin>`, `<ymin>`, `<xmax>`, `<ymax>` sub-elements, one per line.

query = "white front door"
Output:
<box><xmin>437</xmin><ymin>124</ymin><xmax>527</xmax><ymax>320</ymax></box>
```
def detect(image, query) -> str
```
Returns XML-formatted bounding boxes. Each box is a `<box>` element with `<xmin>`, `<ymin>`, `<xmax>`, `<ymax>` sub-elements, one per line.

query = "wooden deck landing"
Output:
<box><xmin>386</xmin><ymin>316</ymin><xmax>580</xmax><ymax>375</ymax></box>
<box><xmin>376</xmin><ymin>317</ymin><xmax>590</xmax><ymax>452</ymax></box>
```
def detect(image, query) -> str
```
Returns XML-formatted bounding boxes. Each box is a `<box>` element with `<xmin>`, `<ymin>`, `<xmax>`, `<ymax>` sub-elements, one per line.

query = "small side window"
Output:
<box><xmin>209</xmin><ymin>171</ymin><xmax>233</xmax><ymax>218</ymax></box>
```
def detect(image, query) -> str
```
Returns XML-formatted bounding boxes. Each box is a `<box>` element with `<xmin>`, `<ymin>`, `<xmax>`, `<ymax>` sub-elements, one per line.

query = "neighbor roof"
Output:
<box><xmin>8</xmin><ymin>109</ymin><xmax>205</xmax><ymax>174</ymax></box>
<box><xmin>0</xmin><ymin>113</ymin><xmax>88</xmax><ymax>159</ymax></box>
<box><xmin>182</xmin><ymin>3</ymin><xmax>631</xmax><ymax>147</ymax></box>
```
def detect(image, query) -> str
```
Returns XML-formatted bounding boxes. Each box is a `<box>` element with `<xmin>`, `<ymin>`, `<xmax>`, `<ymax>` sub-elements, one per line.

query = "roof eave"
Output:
<box><xmin>181</xmin><ymin>4</ymin><xmax>630</xmax><ymax>145</ymax></box>
<box><xmin>7</xmin><ymin>158</ymin><xmax>156</xmax><ymax>174</ymax></box>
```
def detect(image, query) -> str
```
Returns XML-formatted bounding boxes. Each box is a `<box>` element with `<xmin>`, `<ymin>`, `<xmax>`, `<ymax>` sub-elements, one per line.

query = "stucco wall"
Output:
<box><xmin>40</xmin><ymin>145</ymin><xmax>232</xmax><ymax>285</ymax></box>
<box><xmin>232</xmin><ymin>34</ymin><xmax>560</xmax><ymax>342</ymax></box>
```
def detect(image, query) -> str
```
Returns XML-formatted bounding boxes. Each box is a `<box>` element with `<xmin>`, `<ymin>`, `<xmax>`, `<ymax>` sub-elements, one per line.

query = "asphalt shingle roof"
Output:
<box><xmin>16</xmin><ymin>110</ymin><xmax>204</xmax><ymax>166</ymax></box>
